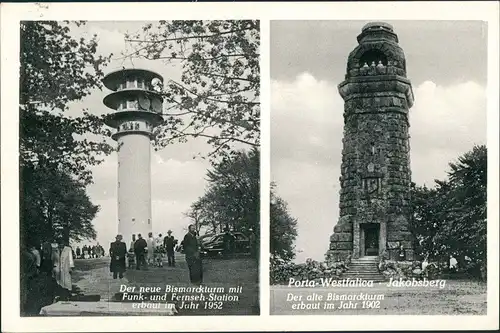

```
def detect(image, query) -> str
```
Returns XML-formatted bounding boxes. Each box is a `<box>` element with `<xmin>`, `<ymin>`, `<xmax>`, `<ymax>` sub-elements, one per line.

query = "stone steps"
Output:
<box><xmin>341</xmin><ymin>256</ymin><xmax>386</xmax><ymax>282</ymax></box>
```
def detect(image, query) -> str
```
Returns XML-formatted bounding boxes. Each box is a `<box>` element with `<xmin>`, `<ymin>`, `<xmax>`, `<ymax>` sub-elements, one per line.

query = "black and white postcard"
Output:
<box><xmin>1</xmin><ymin>1</ymin><xmax>498</xmax><ymax>332</ymax></box>
<box><xmin>270</xmin><ymin>20</ymin><xmax>490</xmax><ymax>316</ymax></box>
<box><xmin>15</xmin><ymin>18</ymin><xmax>260</xmax><ymax>317</ymax></box>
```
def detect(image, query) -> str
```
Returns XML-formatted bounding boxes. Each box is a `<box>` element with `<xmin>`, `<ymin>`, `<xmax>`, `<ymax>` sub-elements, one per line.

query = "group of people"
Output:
<box><xmin>74</xmin><ymin>244</ymin><xmax>105</xmax><ymax>259</ymax></box>
<box><xmin>419</xmin><ymin>254</ymin><xmax>461</xmax><ymax>278</ymax></box>
<box><xmin>109</xmin><ymin>230</ymin><xmax>179</xmax><ymax>279</ymax></box>
<box><xmin>109</xmin><ymin>226</ymin><xmax>203</xmax><ymax>285</ymax></box>
<box><xmin>21</xmin><ymin>239</ymin><xmax>76</xmax><ymax>315</ymax></box>
<box><xmin>222</xmin><ymin>227</ymin><xmax>257</xmax><ymax>259</ymax></box>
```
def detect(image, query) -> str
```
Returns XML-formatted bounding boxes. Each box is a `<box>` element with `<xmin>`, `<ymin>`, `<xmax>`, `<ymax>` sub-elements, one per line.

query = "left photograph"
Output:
<box><xmin>19</xmin><ymin>20</ymin><xmax>260</xmax><ymax>316</ymax></box>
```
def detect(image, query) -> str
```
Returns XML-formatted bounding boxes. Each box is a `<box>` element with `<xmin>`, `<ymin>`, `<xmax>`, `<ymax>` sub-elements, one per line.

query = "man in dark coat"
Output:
<box><xmin>183</xmin><ymin>225</ymin><xmax>203</xmax><ymax>284</ymax></box>
<box><xmin>40</xmin><ymin>241</ymin><xmax>54</xmax><ymax>274</ymax></box>
<box><xmin>133</xmin><ymin>233</ymin><xmax>148</xmax><ymax>270</ymax></box>
<box><xmin>109</xmin><ymin>234</ymin><xmax>127</xmax><ymax>279</ymax></box>
<box><xmin>163</xmin><ymin>230</ymin><xmax>177</xmax><ymax>267</ymax></box>
<box><xmin>223</xmin><ymin>228</ymin><xmax>235</xmax><ymax>259</ymax></box>
<box><xmin>248</xmin><ymin>228</ymin><xmax>257</xmax><ymax>258</ymax></box>
<box><xmin>20</xmin><ymin>244</ymin><xmax>38</xmax><ymax>315</ymax></box>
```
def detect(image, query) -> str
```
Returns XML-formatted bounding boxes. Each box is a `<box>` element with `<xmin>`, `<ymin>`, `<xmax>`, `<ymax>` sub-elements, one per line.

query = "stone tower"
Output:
<box><xmin>103</xmin><ymin>68</ymin><xmax>164</xmax><ymax>242</ymax></box>
<box><xmin>327</xmin><ymin>22</ymin><xmax>415</xmax><ymax>262</ymax></box>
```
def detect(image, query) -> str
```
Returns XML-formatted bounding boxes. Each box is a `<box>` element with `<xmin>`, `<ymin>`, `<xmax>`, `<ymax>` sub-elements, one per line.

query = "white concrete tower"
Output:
<box><xmin>103</xmin><ymin>69</ymin><xmax>164</xmax><ymax>243</ymax></box>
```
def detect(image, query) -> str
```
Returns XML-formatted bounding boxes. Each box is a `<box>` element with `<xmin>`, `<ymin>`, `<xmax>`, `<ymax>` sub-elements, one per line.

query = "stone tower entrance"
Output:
<box><xmin>361</xmin><ymin>223</ymin><xmax>379</xmax><ymax>256</ymax></box>
<box><xmin>327</xmin><ymin>22</ymin><xmax>415</xmax><ymax>262</ymax></box>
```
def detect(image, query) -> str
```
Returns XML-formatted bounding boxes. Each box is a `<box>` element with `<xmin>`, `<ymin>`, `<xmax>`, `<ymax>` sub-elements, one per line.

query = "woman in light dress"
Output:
<box><xmin>52</xmin><ymin>240</ymin><xmax>74</xmax><ymax>291</ymax></box>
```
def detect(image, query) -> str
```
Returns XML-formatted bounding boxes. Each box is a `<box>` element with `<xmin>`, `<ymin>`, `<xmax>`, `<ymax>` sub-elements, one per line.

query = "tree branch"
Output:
<box><xmin>165</xmin><ymin>93</ymin><xmax>257</xmax><ymax>132</ymax></box>
<box><xmin>125</xmin><ymin>27</ymin><xmax>253</xmax><ymax>44</ymax></box>
<box><xmin>170</xmin><ymin>81</ymin><xmax>259</xmax><ymax>106</ymax></box>
<box><xmin>199</xmin><ymin>72</ymin><xmax>259</xmax><ymax>83</ymax></box>
<box><xmin>168</xmin><ymin>129</ymin><xmax>258</xmax><ymax>147</ymax></box>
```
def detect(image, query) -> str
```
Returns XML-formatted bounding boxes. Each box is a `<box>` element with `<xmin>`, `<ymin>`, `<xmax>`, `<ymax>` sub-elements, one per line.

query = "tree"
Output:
<box><xmin>20</xmin><ymin>21</ymin><xmax>112</xmax><ymax>246</ymax></box>
<box><xmin>20</xmin><ymin>164</ymin><xmax>99</xmax><ymax>247</ymax></box>
<box><xmin>20</xmin><ymin>20</ymin><xmax>113</xmax><ymax>185</ymax></box>
<box><xmin>270</xmin><ymin>184</ymin><xmax>298</xmax><ymax>262</ymax></box>
<box><xmin>185</xmin><ymin>148</ymin><xmax>260</xmax><ymax>235</ymax></box>
<box><xmin>410</xmin><ymin>145</ymin><xmax>487</xmax><ymax>278</ymax></box>
<box><xmin>124</xmin><ymin>20</ymin><xmax>260</xmax><ymax>160</ymax></box>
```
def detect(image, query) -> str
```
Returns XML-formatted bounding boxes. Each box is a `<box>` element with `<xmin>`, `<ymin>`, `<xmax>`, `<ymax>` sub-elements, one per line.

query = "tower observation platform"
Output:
<box><xmin>103</xmin><ymin>68</ymin><xmax>165</xmax><ymax>243</ymax></box>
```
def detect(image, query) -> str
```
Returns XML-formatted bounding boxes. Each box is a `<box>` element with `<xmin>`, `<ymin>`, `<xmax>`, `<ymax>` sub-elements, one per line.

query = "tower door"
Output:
<box><xmin>363</xmin><ymin>224</ymin><xmax>379</xmax><ymax>256</ymax></box>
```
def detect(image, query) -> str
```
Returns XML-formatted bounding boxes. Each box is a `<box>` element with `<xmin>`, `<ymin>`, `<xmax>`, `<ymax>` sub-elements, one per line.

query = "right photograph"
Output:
<box><xmin>270</xmin><ymin>20</ymin><xmax>488</xmax><ymax>315</ymax></box>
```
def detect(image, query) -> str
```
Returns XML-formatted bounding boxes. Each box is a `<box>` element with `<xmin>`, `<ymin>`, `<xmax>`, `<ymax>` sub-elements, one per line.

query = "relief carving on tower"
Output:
<box><xmin>362</xmin><ymin>177</ymin><xmax>381</xmax><ymax>195</ymax></box>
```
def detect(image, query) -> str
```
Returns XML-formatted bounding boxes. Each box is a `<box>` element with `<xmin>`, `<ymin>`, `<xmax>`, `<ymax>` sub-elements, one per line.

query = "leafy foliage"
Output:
<box><xmin>124</xmin><ymin>20</ymin><xmax>260</xmax><ymax>160</ymax></box>
<box><xmin>20</xmin><ymin>21</ymin><xmax>112</xmax><ymax>246</ymax></box>
<box><xmin>270</xmin><ymin>184</ymin><xmax>298</xmax><ymax>262</ymax></box>
<box><xmin>20</xmin><ymin>164</ymin><xmax>99</xmax><ymax>246</ymax></box>
<box><xmin>270</xmin><ymin>258</ymin><xmax>347</xmax><ymax>285</ymax></box>
<box><xmin>20</xmin><ymin>21</ymin><xmax>113</xmax><ymax>185</ymax></box>
<box><xmin>185</xmin><ymin>148</ymin><xmax>260</xmax><ymax>237</ymax></box>
<box><xmin>410</xmin><ymin>145</ymin><xmax>487</xmax><ymax>278</ymax></box>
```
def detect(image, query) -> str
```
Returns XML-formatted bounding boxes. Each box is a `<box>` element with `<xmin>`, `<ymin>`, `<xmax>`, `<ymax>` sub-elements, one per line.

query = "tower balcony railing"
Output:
<box><xmin>111</xmin><ymin>118</ymin><xmax>156</xmax><ymax>140</ymax></box>
<box><xmin>347</xmin><ymin>62</ymin><xmax>406</xmax><ymax>79</ymax></box>
<box><xmin>115</xmin><ymin>79</ymin><xmax>159</xmax><ymax>93</ymax></box>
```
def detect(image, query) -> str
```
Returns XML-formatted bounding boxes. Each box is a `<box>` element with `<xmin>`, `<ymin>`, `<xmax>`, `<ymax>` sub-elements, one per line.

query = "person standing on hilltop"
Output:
<box><xmin>248</xmin><ymin>228</ymin><xmax>257</xmax><ymax>259</ymax></box>
<box><xmin>449</xmin><ymin>254</ymin><xmax>458</xmax><ymax>273</ymax></box>
<box><xmin>155</xmin><ymin>233</ymin><xmax>164</xmax><ymax>267</ymax></box>
<box><xmin>52</xmin><ymin>239</ymin><xmax>74</xmax><ymax>292</ymax></box>
<box><xmin>146</xmin><ymin>232</ymin><xmax>155</xmax><ymax>266</ymax></box>
<box><xmin>128</xmin><ymin>234</ymin><xmax>136</xmax><ymax>268</ymax></box>
<box><xmin>109</xmin><ymin>234</ymin><xmax>127</xmax><ymax>279</ymax></box>
<box><xmin>183</xmin><ymin>224</ymin><xmax>203</xmax><ymax>284</ymax></box>
<box><xmin>134</xmin><ymin>234</ymin><xmax>148</xmax><ymax>270</ymax></box>
<box><xmin>20</xmin><ymin>242</ymin><xmax>38</xmax><ymax>315</ymax></box>
<box><xmin>163</xmin><ymin>230</ymin><xmax>177</xmax><ymax>267</ymax></box>
<box><xmin>223</xmin><ymin>228</ymin><xmax>235</xmax><ymax>259</ymax></box>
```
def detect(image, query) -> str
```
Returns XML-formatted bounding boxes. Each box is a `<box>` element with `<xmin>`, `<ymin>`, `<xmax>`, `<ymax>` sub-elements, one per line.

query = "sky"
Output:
<box><xmin>270</xmin><ymin>20</ymin><xmax>488</xmax><ymax>262</ymax></box>
<box><xmin>64</xmin><ymin>21</ymin><xmax>215</xmax><ymax>248</ymax></box>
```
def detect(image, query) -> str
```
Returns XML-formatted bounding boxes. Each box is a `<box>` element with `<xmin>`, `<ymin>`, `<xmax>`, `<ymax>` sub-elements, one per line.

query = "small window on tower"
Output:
<box><xmin>359</xmin><ymin>49</ymin><xmax>388</xmax><ymax>67</ymax></box>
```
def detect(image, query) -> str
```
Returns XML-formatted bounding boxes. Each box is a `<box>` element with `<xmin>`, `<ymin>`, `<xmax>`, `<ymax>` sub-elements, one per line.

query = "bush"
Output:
<box><xmin>270</xmin><ymin>255</ymin><xmax>347</xmax><ymax>285</ymax></box>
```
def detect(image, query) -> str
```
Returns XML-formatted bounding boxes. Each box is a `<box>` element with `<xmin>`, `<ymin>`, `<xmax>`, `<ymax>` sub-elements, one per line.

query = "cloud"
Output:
<box><xmin>271</xmin><ymin>73</ymin><xmax>486</xmax><ymax>262</ymax></box>
<box><xmin>410</xmin><ymin>80</ymin><xmax>486</xmax><ymax>185</ymax></box>
<box><xmin>271</xmin><ymin>73</ymin><xmax>344</xmax><ymax>165</ymax></box>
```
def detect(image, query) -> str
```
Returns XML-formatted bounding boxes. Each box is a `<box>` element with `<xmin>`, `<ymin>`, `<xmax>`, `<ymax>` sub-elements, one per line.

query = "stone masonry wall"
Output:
<box><xmin>327</xmin><ymin>85</ymin><xmax>413</xmax><ymax>262</ymax></box>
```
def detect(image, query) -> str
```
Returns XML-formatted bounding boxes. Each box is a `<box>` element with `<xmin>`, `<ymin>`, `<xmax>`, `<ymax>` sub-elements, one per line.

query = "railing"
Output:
<box><xmin>348</xmin><ymin>61</ymin><xmax>406</xmax><ymax>78</ymax></box>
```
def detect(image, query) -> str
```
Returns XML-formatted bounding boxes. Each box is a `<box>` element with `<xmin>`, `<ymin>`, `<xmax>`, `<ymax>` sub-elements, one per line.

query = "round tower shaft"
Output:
<box><xmin>103</xmin><ymin>68</ymin><xmax>164</xmax><ymax>243</ymax></box>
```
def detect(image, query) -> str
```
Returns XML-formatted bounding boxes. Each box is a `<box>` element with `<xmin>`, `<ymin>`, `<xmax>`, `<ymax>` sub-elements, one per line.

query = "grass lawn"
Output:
<box><xmin>270</xmin><ymin>280</ymin><xmax>487</xmax><ymax>315</ymax></box>
<box><xmin>71</xmin><ymin>254</ymin><xmax>259</xmax><ymax>315</ymax></box>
